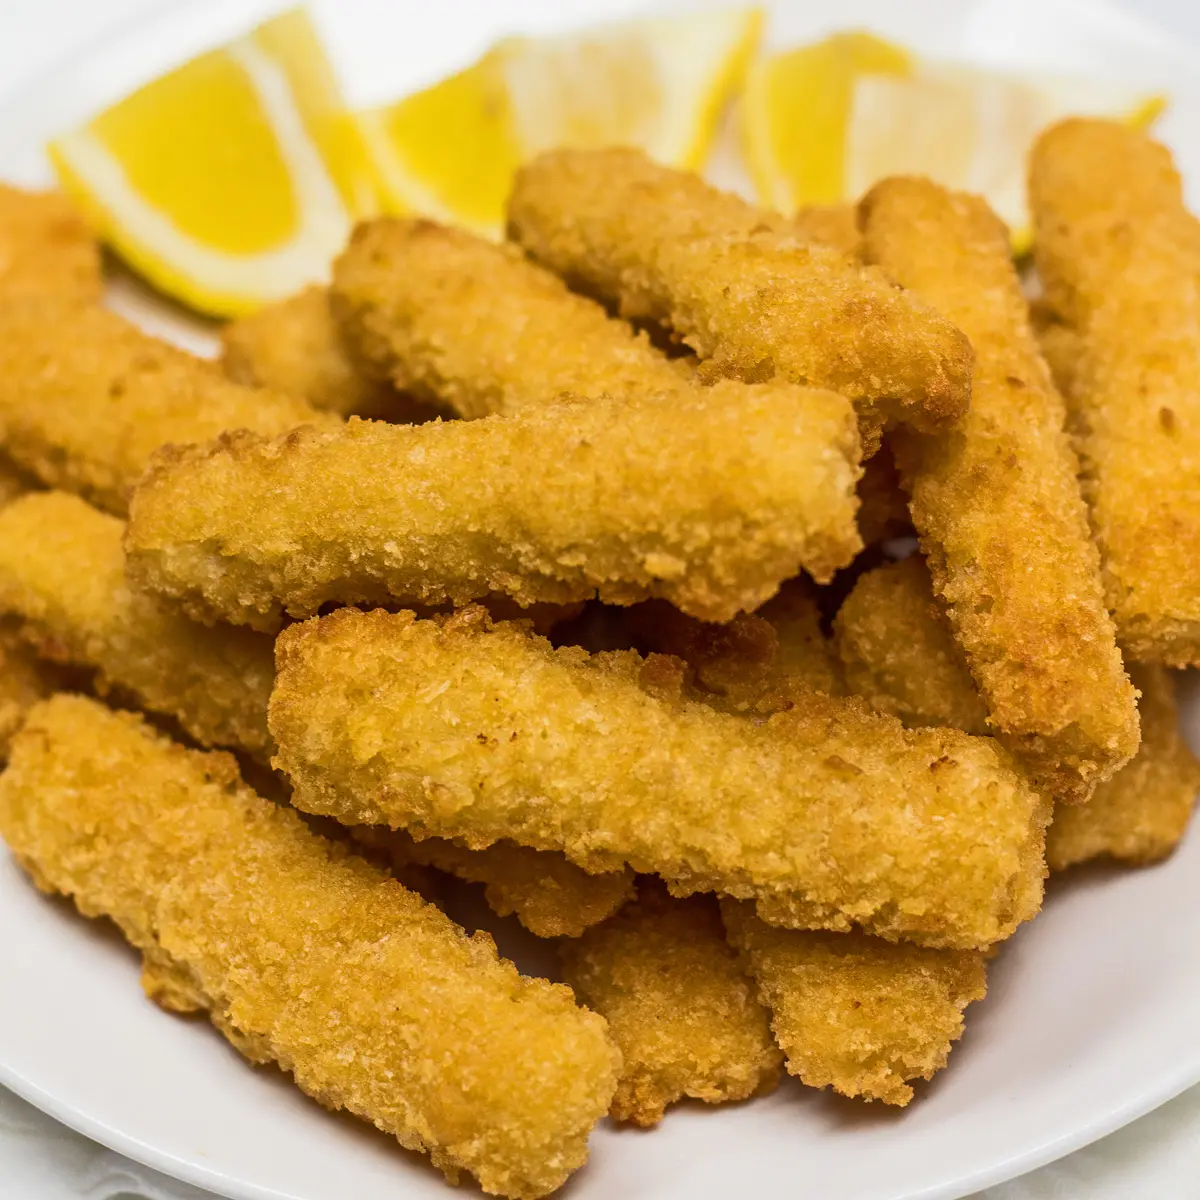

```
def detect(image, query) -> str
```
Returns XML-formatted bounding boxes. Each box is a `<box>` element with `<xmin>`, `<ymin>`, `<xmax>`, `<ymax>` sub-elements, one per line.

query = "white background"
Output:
<box><xmin>1</xmin><ymin>2</ymin><xmax>1199</xmax><ymax>1198</ymax></box>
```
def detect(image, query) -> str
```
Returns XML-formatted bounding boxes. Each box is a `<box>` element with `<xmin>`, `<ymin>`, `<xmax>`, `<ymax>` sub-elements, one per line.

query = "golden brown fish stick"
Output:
<box><xmin>269</xmin><ymin>607</ymin><xmax>1049</xmax><ymax>950</ymax></box>
<box><xmin>834</xmin><ymin>557</ymin><xmax>1199</xmax><ymax>871</ymax></box>
<box><xmin>0</xmin><ymin>301</ymin><xmax>339</xmax><ymax>514</ymax></box>
<box><xmin>721</xmin><ymin>900</ymin><xmax>987</xmax><ymax>1107</ymax></box>
<box><xmin>860</xmin><ymin>176</ymin><xmax>1138</xmax><ymax>802</ymax></box>
<box><xmin>1031</xmin><ymin>119</ymin><xmax>1200</xmax><ymax>666</ymax></box>
<box><xmin>331</xmin><ymin>218</ymin><xmax>691</xmax><ymax>419</ymax></box>
<box><xmin>560</xmin><ymin>883</ymin><xmax>782</xmax><ymax>1126</ymax></box>
<box><xmin>0</xmin><ymin>183</ymin><xmax>100</xmax><ymax>302</ymax></box>
<box><xmin>126</xmin><ymin>386</ymin><xmax>862</xmax><ymax>632</ymax></box>
<box><xmin>351</xmin><ymin>827</ymin><xmax>635</xmax><ymax>939</ymax></box>
<box><xmin>0</xmin><ymin>696</ymin><xmax>618</xmax><ymax>1199</ymax></box>
<box><xmin>221</xmin><ymin>285</ymin><xmax>406</xmax><ymax>419</ymax></box>
<box><xmin>506</xmin><ymin>148</ymin><xmax>973</xmax><ymax>452</ymax></box>
<box><xmin>0</xmin><ymin>491</ymin><xmax>273</xmax><ymax>759</ymax></box>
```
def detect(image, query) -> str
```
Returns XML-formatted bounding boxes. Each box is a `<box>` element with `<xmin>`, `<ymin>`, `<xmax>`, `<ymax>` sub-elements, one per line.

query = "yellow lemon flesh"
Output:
<box><xmin>845</xmin><ymin>65</ymin><xmax>1165</xmax><ymax>252</ymax></box>
<box><xmin>357</xmin><ymin>7</ymin><xmax>763</xmax><ymax>237</ymax></box>
<box><xmin>49</xmin><ymin>7</ymin><xmax>371</xmax><ymax>317</ymax></box>
<box><xmin>741</xmin><ymin>31</ymin><xmax>912</xmax><ymax>213</ymax></box>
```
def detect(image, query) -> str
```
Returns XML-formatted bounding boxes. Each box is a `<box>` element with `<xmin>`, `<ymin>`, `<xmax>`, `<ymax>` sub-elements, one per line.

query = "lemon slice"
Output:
<box><xmin>356</xmin><ymin>7</ymin><xmax>763</xmax><ymax>237</ymax></box>
<box><xmin>741</xmin><ymin>31</ymin><xmax>912</xmax><ymax>214</ymax></box>
<box><xmin>845</xmin><ymin>64</ymin><xmax>1165</xmax><ymax>251</ymax></box>
<box><xmin>48</xmin><ymin>8</ymin><xmax>371</xmax><ymax>317</ymax></box>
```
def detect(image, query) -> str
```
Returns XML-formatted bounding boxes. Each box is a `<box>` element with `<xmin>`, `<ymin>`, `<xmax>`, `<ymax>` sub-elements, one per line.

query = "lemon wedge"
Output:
<box><xmin>48</xmin><ymin>8</ymin><xmax>372</xmax><ymax>317</ymax></box>
<box><xmin>844</xmin><ymin>65</ymin><xmax>1164</xmax><ymax>251</ymax></box>
<box><xmin>356</xmin><ymin>7</ymin><xmax>763</xmax><ymax>237</ymax></box>
<box><xmin>741</xmin><ymin>31</ymin><xmax>912</xmax><ymax>214</ymax></box>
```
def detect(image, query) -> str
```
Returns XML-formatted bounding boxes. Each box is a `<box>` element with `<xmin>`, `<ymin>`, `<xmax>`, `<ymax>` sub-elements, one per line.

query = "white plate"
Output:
<box><xmin>2</xmin><ymin>1</ymin><xmax>1200</xmax><ymax>1198</ymax></box>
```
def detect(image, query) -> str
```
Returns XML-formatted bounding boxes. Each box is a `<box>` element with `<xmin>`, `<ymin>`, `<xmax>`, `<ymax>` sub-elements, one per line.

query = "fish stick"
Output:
<box><xmin>506</xmin><ymin>148</ymin><xmax>973</xmax><ymax>452</ymax></box>
<box><xmin>0</xmin><ymin>183</ymin><xmax>100</xmax><ymax>302</ymax></box>
<box><xmin>0</xmin><ymin>695</ymin><xmax>618</xmax><ymax>1199</ymax></box>
<box><xmin>793</xmin><ymin>203</ymin><xmax>861</xmax><ymax>256</ymax></box>
<box><xmin>1030</xmin><ymin>119</ymin><xmax>1200</xmax><ymax>667</ymax></box>
<box><xmin>269</xmin><ymin>606</ymin><xmax>1049</xmax><ymax>950</ymax></box>
<box><xmin>721</xmin><ymin>899</ymin><xmax>987</xmax><ymax>1107</ymax></box>
<box><xmin>860</xmin><ymin>176</ymin><xmax>1138</xmax><ymax>802</ymax></box>
<box><xmin>559</xmin><ymin>883</ymin><xmax>782</xmax><ymax>1126</ymax></box>
<box><xmin>331</xmin><ymin>218</ymin><xmax>692</xmax><ymax>419</ymax></box>
<box><xmin>221</xmin><ymin>285</ymin><xmax>410</xmax><ymax>419</ymax></box>
<box><xmin>834</xmin><ymin>557</ymin><xmax>1200</xmax><ymax>871</ymax></box>
<box><xmin>125</xmin><ymin>386</ymin><xmax>862</xmax><ymax>631</ymax></box>
<box><xmin>0</xmin><ymin>301</ymin><xmax>340</xmax><ymax>514</ymax></box>
<box><xmin>0</xmin><ymin>491</ymin><xmax>274</xmax><ymax>759</ymax></box>
<box><xmin>351</xmin><ymin>827</ymin><xmax>634</xmax><ymax>939</ymax></box>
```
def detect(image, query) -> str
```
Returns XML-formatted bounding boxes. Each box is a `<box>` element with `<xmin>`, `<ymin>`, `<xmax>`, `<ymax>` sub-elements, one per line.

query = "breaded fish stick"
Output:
<box><xmin>1030</xmin><ymin>119</ymin><xmax>1200</xmax><ymax>666</ymax></box>
<box><xmin>860</xmin><ymin>177</ymin><xmax>1138</xmax><ymax>802</ymax></box>
<box><xmin>126</xmin><ymin>386</ymin><xmax>862</xmax><ymax>631</ymax></box>
<box><xmin>221</xmin><ymin>285</ymin><xmax>406</xmax><ymax>419</ymax></box>
<box><xmin>269</xmin><ymin>607</ymin><xmax>1049</xmax><ymax>950</ymax></box>
<box><xmin>331</xmin><ymin>218</ymin><xmax>691</xmax><ymax>419</ymax></box>
<box><xmin>0</xmin><ymin>301</ymin><xmax>339</xmax><ymax>514</ymax></box>
<box><xmin>0</xmin><ymin>184</ymin><xmax>100</xmax><ymax>302</ymax></box>
<box><xmin>507</xmin><ymin>148</ymin><xmax>973</xmax><ymax>452</ymax></box>
<box><xmin>560</xmin><ymin>883</ymin><xmax>782</xmax><ymax>1126</ymax></box>
<box><xmin>0</xmin><ymin>491</ymin><xmax>274</xmax><ymax>759</ymax></box>
<box><xmin>0</xmin><ymin>696</ymin><xmax>618</xmax><ymax>1199</ymax></box>
<box><xmin>721</xmin><ymin>900</ymin><xmax>987</xmax><ymax>1106</ymax></box>
<box><xmin>351</xmin><ymin>827</ymin><xmax>634</xmax><ymax>939</ymax></box>
<box><xmin>0</xmin><ymin>620</ymin><xmax>70</xmax><ymax>759</ymax></box>
<box><xmin>834</xmin><ymin>557</ymin><xmax>1200</xmax><ymax>871</ymax></box>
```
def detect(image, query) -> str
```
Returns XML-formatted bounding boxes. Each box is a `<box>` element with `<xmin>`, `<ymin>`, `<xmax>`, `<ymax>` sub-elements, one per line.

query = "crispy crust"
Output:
<box><xmin>722</xmin><ymin>899</ymin><xmax>987</xmax><ymax>1107</ymax></box>
<box><xmin>125</xmin><ymin>386</ymin><xmax>862</xmax><ymax>631</ymax></box>
<box><xmin>560</xmin><ymin>883</ymin><xmax>781</xmax><ymax>1126</ymax></box>
<box><xmin>0</xmin><ymin>184</ymin><xmax>101</xmax><ymax>303</ymax></box>
<box><xmin>1030</xmin><ymin>119</ymin><xmax>1200</xmax><ymax>666</ymax></box>
<box><xmin>860</xmin><ymin>176</ymin><xmax>1138</xmax><ymax>802</ymax></box>
<box><xmin>0</xmin><ymin>695</ymin><xmax>619</xmax><ymax>1199</ymax></box>
<box><xmin>269</xmin><ymin>606</ymin><xmax>1049</xmax><ymax>950</ymax></box>
<box><xmin>0</xmin><ymin>491</ymin><xmax>274</xmax><ymax>759</ymax></box>
<box><xmin>507</xmin><ymin>148</ymin><xmax>973</xmax><ymax>453</ymax></box>
<box><xmin>0</xmin><ymin>300</ymin><xmax>339</xmax><ymax>514</ymax></box>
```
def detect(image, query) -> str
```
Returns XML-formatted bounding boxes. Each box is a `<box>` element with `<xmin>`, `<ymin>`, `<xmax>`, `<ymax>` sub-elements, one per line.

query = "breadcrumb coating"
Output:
<box><xmin>0</xmin><ymin>696</ymin><xmax>619</xmax><ymax>1198</ymax></box>
<box><xmin>835</xmin><ymin>557</ymin><xmax>1199</xmax><ymax>871</ymax></box>
<box><xmin>793</xmin><ymin>203</ymin><xmax>861</xmax><ymax>256</ymax></box>
<box><xmin>331</xmin><ymin>218</ymin><xmax>690</xmax><ymax>418</ymax></box>
<box><xmin>1030</xmin><ymin>119</ymin><xmax>1200</xmax><ymax>666</ymax></box>
<box><xmin>351</xmin><ymin>826</ymin><xmax>634</xmax><ymax>939</ymax></box>
<box><xmin>560</xmin><ymin>883</ymin><xmax>782</xmax><ymax>1126</ymax></box>
<box><xmin>506</xmin><ymin>148</ymin><xmax>973</xmax><ymax>453</ymax></box>
<box><xmin>855</xmin><ymin>441</ymin><xmax>912</xmax><ymax>544</ymax></box>
<box><xmin>0</xmin><ymin>301</ymin><xmax>339</xmax><ymax>515</ymax></box>
<box><xmin>125</xmin><ymin>386</ymin><xmax>862</xmax><ymax>631</ymax></box>
<box><xmin>269</xmin><ymin>607</ymin><xmax>1049</xmax><ymax>950</ymax></box>
<box><xmin>721</xmin><ymin>900</ymin><xmax>987</xmax><ymax>1107</ymax></box>
<box><xmin>0</xmin><ymin>184</ymin><xmax>100</xmax><ymax>303</ymax></box>
<box><xmin>221</xmin><ymin>285</ymin><xmax>410</xmax><ymax>419</ymax></box>
<box><xmin>0</xmin><ymin>619</ymin><xmax>67</xmax><ymax>759</ymax></box>
<box><xmin>756</xmin><ymin>577</ymin><xmax>842</xmax><ymax>694</ymax></box>
<box><xmin>0</xmin><ymin>491</ymin><xmax>273</xmax><ymax>759</ymax></box>
<box><xmin>860</xmin><ymin>176</ymin><xmax>1137</xmax><ymax>803</ymax></box>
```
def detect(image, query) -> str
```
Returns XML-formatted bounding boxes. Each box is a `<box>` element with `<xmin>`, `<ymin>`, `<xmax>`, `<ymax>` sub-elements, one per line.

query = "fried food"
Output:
<box><xmin>0</xmin><ymin>491</ymin><xmax>274</xmax><ymax>760</ymax></box>
<box><xmin>221</xmin><ymin>285</ymin><xmax>411</xmax><ymax>419</ymax></box>
<box><xmin>269</xmin><ymin>606</ymin><xmax>1049</xmax><ymax>950</ymax></box>
<box><xmin>559</xmin><ymin>883</ymin><xmax>781</xmax><ymax>1126</ymax></box>
<box><xmin>331</xmin><ymin>218</ymin><xmax>691</xmax><ymax>419</ymax></box>
<box><xmin>0</xmin><ymin>184</ymin><xmax>101</xmax><ymax>303</ymax></box>
<box><xmin>860</xmin><ymin>176</ymin><xmax>1138</xmax><ymax>802</ymax></box>
<box><xmin>351</xmin><ymin>827</ymin><xmax>635</xmax><ymax>939</ymax></box>
<box><xmin>125</xmin><ymin>386</ymin><xmax>862</xmax><ymax>631</ymax></box>
<box><xmin>855</xmin><ymin>441</ymin><xmax>912</xmax><ymax>544</ymax></box>
<box><xmin>0</xmin><ymin>620</ymin><xmax>70</xmax><ymax>759</ymax></box>
<box><xmin>834</xmin><ymin>556</ymin><xmax>1200</xmax><ymax>871</ymax></box>
<box><xmin>0</xmin><ymin>300</ymin><xmax>340</xmax><ymax>514</ymax></box>
<box><xmin>0</xmin><ymin>695</ymin><xmax>619</xmax><ymax>1199</ymax></box>
<box><xmin>1030</xmin><ymin>118</ymin><xmax>1200</xmax><ymax>667</ymax></box>
<box><xmin>506</xmin><ymin>148</ymin><xmax>973</xmax><ymax>452</ymax></box>
<box><xmin>721</xmin><ymin>899</ymin><xmax>987</xmax><ymax>1107</ymax></box>
<box><xmin>793</xmin><ymin>203</ymin><xmax>861</xmax><ymax>256</ymax></box>
<box><xmin>756</xmin><ymin>577</ymin><xmax>841</xmax><ymax>693</ymax></box>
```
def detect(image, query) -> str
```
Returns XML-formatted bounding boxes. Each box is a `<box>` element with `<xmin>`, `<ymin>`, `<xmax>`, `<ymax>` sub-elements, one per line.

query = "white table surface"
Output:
<box><xmin>2</xmin><ymin>2</ymin><xmax>1200</xmax><ymax>1197</ymax></box>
